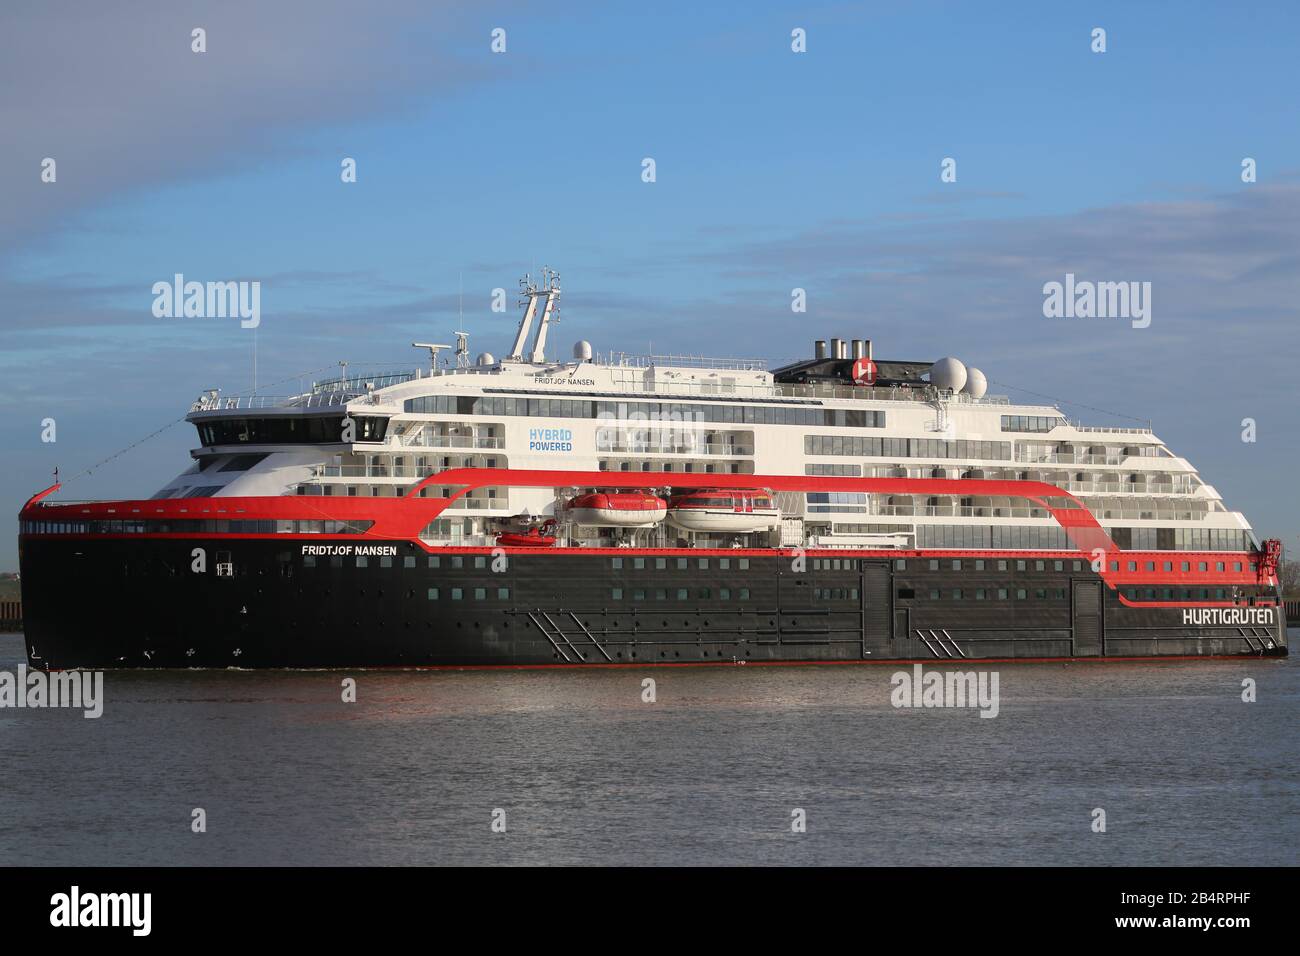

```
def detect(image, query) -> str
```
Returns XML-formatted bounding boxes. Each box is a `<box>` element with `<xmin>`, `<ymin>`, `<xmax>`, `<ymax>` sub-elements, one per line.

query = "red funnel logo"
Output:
<box><xmin>851</xmin><ymin>357</ymin><xmax>877</xmax><ymax>385</ymax></box>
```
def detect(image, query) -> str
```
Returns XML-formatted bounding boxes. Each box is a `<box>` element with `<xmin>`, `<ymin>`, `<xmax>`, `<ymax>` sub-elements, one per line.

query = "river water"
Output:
<box><xmin>1</xmin><ymin>631</ymin><xmax>1295</xmax><ymax>866</ymax></box>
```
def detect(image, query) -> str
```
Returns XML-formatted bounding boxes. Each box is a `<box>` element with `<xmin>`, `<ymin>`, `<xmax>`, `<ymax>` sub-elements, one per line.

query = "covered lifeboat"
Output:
<box><xmin>665</xmin><ymin>488</ymin><xmax>780</xmax><ymax>533</ymax></box>
<box><xmin>566</xmin><ymin>490</ymin><xmax>667</xmax><ymax>528</ymax></box>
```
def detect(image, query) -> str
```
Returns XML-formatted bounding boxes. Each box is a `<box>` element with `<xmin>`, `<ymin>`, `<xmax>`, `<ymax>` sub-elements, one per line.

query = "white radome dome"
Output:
<box><xmin>476</xmin><ymin>352</ymin><xmax>496</xmax><ymax>366</ymax></box>
<box><xmin>929</xmin><ymin>356</ymin><xmax>968</xmax><ymax>393</ymax></box>
<box><xmin>964</xmin><ymin>367</ymin><xmax>988</xmax><ymax>399</ymax></box>
<box><xmin>573</xmin><ymin>340</ymin><xmax>593</xmax><ymax>361</ymax></box>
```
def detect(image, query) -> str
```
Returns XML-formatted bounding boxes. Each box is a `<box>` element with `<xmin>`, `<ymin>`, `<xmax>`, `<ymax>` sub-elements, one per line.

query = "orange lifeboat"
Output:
<box><xmin>566</xmin><ymin>490</ymin><xmax>667</xmax><ymax>528</ymax></box>
<box><xmin>495</xmin><ymin>518</ymin><xmax>558</xmax><ymax>548</ymax></box>
<box><xmin>665</xmin><ymin>488</ymin><xmax>780</xmax><ymax>533</ymax></box>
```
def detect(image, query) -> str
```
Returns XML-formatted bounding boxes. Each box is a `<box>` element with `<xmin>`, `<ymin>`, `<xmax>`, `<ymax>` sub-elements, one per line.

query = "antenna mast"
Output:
<box><xmin>507</xmin><ymin>266</ymin><xmax>561</xmax><ymax>363</ymax></box>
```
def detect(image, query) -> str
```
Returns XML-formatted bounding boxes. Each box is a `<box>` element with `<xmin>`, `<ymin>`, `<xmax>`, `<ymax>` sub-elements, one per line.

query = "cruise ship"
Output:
<box><xmin>18</xmin><ymin>270</ymin><xmax>1287</xmax><ymax>667</ymax></box>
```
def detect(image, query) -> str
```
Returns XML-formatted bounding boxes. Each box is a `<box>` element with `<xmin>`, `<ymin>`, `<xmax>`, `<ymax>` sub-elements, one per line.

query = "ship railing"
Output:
<box><xmin>595</xmin><ymin>442</ymin><xmax>755</xmax><ymax>456</ymax></box>
<box><xmin>599</xmin><ymin>352</ymin><xmax>768</xmax><ymax>371</ymax></box>
<box><xmin>773</xmin><ymin>383</ymin><xmax>1011</xmax><ymax>404</ymax></box>
<box><xmin>191</xmin><ymin>392</ymin><xmax>356</xmax><ymax>412</ymax></box>
<box><xmin>309</xmin><ymin>371</ymin><xmax>418</xmax><ymax>394</ymax></box>
<box><xmin>1072</xmin><ymin>424</ymin><xmax>1153</xmax><ymax>434</ymax></box>
<box><xmin>1015</xmin><ymin>453</ymin><xmax>1126</xmax><ymax>465</ymax></box>
<box><xmin>394</xmin><ymin>434</ymin><xmax>504</xmax><ymax>449</ymax></box>
<box><xmin>446</xmin><ymin>497</ymin><xmax>511</xmax><ymax>511</ymax></box>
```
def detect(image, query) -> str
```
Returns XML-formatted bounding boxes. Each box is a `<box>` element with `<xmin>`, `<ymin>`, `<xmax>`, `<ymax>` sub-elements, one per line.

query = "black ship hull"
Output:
<box><xmin>18</xmin><ymin>536</ymin><xmax>1288</xmax><ymax>669</ymax></box>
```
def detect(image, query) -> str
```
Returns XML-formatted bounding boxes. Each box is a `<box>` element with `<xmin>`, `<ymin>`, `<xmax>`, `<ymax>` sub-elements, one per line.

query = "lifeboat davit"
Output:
<box><xmin>495</xmin><ymin>518</ymin><xmax>557</xmax><ymax>548</ymax></box>
<box><xmin>666</xmin><ymin>488</ymin><xmax>781</xmax><ymax>533</ymax></box>
<box><xmin>566</xmin><ymin>490</ymin><xmax>667</xmax><ymax>528</ymax></box>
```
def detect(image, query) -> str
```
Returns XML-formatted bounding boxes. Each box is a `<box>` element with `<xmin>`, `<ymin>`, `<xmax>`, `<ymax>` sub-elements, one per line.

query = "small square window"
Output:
<box><xmin>1016</xmin><ymin>560</ymin><xmax>1027</xmax><ymax>571</ymax></box>
<box><xmin>952</xmin><ymin>560</ymin><xmax>962</xmax><ymax>571</ymax></box>
<box><xmin>451</xmin><ymin>588</ymin><xmax>463</xmax><ymax>600</ymax></box>
<box><xmin>997</xmin><ymin>560</ymin><xmax>1008</xmax><ymax>571</ymax></box>
<box><xmin>1053</xmin><ymin>561</ymin><xmax>1063</xmax><ymax>572</ymax></box>
<box><xmin>1016</xmin><ymin>588</ymin><xmax>1027</xmax><ymax>600</ymax></box>
<box><xmin>497</xmin><ymin>587</ymin><xmax>510</xmax><ymax>599</ymax></box>
<box><xmin>1034</xmin><ymin>560</ymin><xmax>1045</xmax><ymax>571</ymax></box>
<box><xmin>895</xmin><ymin>559</ymin><xmax>907</xmax><ymax>570</ymax></box>
<box><xmin>719</xmin><ymin>558</ymin><xmax>731</xmax><ymax>569</ymax></box>
<box><xmin>381</xmin><ymin>556</ymin><xmax>392</xmax><ymax>568</ymax></box>
<box><xmin>952</xmin><ymin>588</ymin><xmax>963</xmax><ymax>599</ymax></box>
<box><xmin>739</xmin><ymin>559</ymin><xmax>750</xmax><ymax>569</ymax></box>
<box><xmin>428</xmin><ymin>556</ymin><xmax>440</xmax><ymax>568</ymax></box>
<box><xmin>634</xmin><ymin>589</ymin><xmax>646</xmax><ymax>600</ymax></box>
<box><xmin>719</xmin><ymin>588</ymin><xmax>731</xmax><ymax>600</ymax></box>
<box><xmin>427</xmin><ymin>587</ymin><xmax>439</xmax><ymax>600</ymax></box>
<box><xmin>451</xmin><ymin>556</ymin><xmax>464</xmax><ymax>569</ymax></box>
<box><xmin>612</xmin><ymin>557</ymin><xmax>624</xmax><ymax>569</ymax></box>
<box><xmin>997</xmin><ymin>588</ymin><xmax>1008</xmax><ymax>600</ymax></box>
<box><xmin>677</xmin><ymin>558</ymin><xmax>689</xmax><ymax>570</ymax></box>
<box><xmin>356</xmin><ymin>556</ymin><xmax>368</xmax><ymax>568</ymax></box>
<box><xmin>676</xmin><ymin>588</ymin><xmax>689</xmax><ymax>600</ymax></box>
<box><xmin>698</xmin><ymin>558</ymin><xmax>709</xmax><ymax>569</ymax></box>
<box><xmin>474</xmin><ymin>556</ymin><xmax>487</xmax><ymax>569</ymax></box>
<box><xmin>655</xmin><ymin>589</ymin><xmax>666</xmax><ymax>600</ymax></box>
<box><xmin>738</xmin><ymin>588</ymin><xmax>750</xmax><ymax>599</ymax></box>
<box><xmin>975</xmin><ymin>588</ymin><xmax>986</xmax><ymax>600</ymax></box>
<box><xmin>975</xmin><ymin>560</ymin><xmax>985</xmax><ymax>571</ymax></box>
<box><xmin>612</xmin><ymin>588</ymin><xmax>623</xmax><ymax>600</ymax></box>
<box><xmin>634</xmin><ymin>558</ymin><xmax>646</xmax><ymax>569</ymax></box>
<box><xmin>404</xmin><ymin>556</ymin><xmax>415</xmax><ymax>568</ymax></box>
<box><xmin>929</xmin><ymin>589</ymin><xmax>940</xmax><ymax>600</ymax></box>
<box><xmin>474</xmin><ymin>588</ymin><xmax>486</xmax><ymax>600</ymax></box>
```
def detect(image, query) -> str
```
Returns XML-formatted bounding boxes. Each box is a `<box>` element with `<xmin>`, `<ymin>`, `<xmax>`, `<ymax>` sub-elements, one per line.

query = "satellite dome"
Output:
<box><xmin>476</xmin><ymin>352</ymin><xmax>496</xmax><ymax>366</ymax></box>
<box><xmin>573</xmin><ymin>340</ymin><xmax>593</xmax><ymax>361</ymax></box>
<box><xmin>964</xmin><ymin>367</ymin><xmax>987</xmax><ymax>399</ymax></box>
<box><xmin>929</xmin><ymin>356</ymin><xmax>967</xmax><ymax>393</ymax></box>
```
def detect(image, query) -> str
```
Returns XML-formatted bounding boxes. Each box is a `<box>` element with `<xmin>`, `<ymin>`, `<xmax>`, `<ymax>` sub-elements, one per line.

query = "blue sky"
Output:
<box><xmin>2</xmin><ymin>0</ymin><xmax>1299</xmax><ymax>569</ymax></box>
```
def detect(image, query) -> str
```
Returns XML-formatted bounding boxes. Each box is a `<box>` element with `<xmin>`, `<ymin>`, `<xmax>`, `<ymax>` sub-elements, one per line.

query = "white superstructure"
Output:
<box><xmin>167</xmin><ymin>272</ymin><xmax>1255</xmax><ymax>555</ymax></box>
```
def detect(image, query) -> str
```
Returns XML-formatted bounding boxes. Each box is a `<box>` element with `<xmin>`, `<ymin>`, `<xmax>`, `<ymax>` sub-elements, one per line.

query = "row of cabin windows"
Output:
<box><xmin>426</xmin><ymin>587</ymin><xmax>511</xmax><ymax>600</ymax></box>
<box><xmin>1000</xmin><ymin>415</ymin><xmax>1066</xmax><ymax>433</ymax></box>
<box><xmin>1123</xmin><ymin>587</ymin><xmax>1231</xmax><ymax>601</ymax></box>
<box><xmin>611</xmin><ymin>587</ymin><xmax>753</xmax><ymax>601</ymax></box>
<box><xmin>22</xmin><ymin>518</ymin><xmax>372</xmax><ymax>535</ymax></box>
<box><xmin>304</xmin><ymin>554</ymin><xmax>503</xmax><ymax>569</ymax></box>
<box><xmin>406</xmin><ymin>394</ymin><xmax>884</xmax><ymax>428</ymax></box>
<box><xmin>608</xmin><ymin>557</ymin><xmax>861</xmax><ymax>571</ymax></box>
<box><xmin>1110</xmin><ymin>559</ymin><xmax>1247</xmax><ymax>573</ymax></box>
<box><xmin>805</xmin><ymin>436</ymin><xmax>1011</xmax><ymax>460</ymax></box>
<box><xmin>611</xmin><ymin>557</ymin><xmax>753</xmax><ymax>570</ymax></box>
<box><xmin>908</xmin><ymin>558</ymin><xmax>1085</xmax><ymax>573</ymax></box>
<box><xmin>900</xmin><ymin>587</ymin><xmax>1069</xmax><ymax>601</ymax></box>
